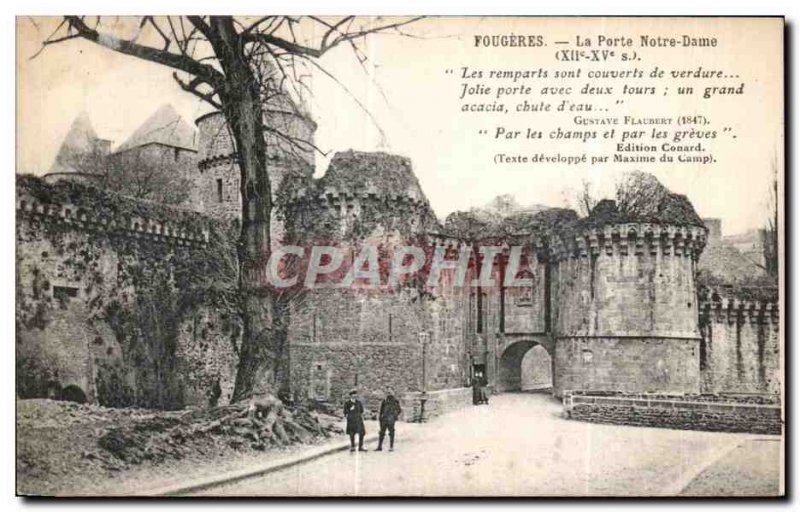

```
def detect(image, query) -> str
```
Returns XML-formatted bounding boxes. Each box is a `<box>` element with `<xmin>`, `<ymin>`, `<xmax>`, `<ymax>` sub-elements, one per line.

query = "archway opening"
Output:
<box><xmin>520</xmin><ymin>345</ymin><xmax>553</xmax><ymax>390</ymax></box>
<box><xmin>498</xmin><ymin>340</ymin><xmax>553</xmax><ymax>392</ymax></box>
<box><xmin>60</xmin><ymin>384</ymin><xmax>87</xmax><ymax>404</ymax></box>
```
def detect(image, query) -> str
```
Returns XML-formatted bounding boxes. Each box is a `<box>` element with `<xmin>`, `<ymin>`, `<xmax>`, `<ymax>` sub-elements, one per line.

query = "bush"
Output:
<box><xmin>16</xmin><ymin>354</ymin><xmax>61</xmax><ymax>399</ymax></box>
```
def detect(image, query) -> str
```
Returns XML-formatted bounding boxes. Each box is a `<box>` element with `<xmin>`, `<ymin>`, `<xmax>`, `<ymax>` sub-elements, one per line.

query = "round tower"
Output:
<box><xmin>194</xmin><ymin>107</ymin><xmax>316</xmax><ymax>238</ymax></box>
<box><xmin>550</xmin><ymin>218</ymin><xmax>708</xmax><ymax>396</ymax></box>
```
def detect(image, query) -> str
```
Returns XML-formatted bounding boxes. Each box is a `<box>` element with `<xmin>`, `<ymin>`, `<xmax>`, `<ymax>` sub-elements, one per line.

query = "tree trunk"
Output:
<box><xmin>207</xmin><ymin>18</ymin><xmax>277</xmax><ymax>403</ymax></box>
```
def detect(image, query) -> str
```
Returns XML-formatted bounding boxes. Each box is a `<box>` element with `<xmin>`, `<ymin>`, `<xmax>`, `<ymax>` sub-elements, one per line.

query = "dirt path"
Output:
<box><xmin>194</xmin><ymin>392</ymin><xmax>780</xmax><ymax>497</ymax></box>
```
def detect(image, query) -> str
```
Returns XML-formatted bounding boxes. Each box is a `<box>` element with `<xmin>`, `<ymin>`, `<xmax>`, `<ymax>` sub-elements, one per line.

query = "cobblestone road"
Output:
<box><xmin>197</xmin><ymin>392</ymin><xmax>780</xmax><ymax>497</ymax></box>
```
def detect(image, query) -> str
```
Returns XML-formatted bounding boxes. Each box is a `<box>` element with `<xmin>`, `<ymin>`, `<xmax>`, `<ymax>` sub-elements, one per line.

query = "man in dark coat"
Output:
<box><xmin>375</xmin><ymin>388</ymin><xmax>402</xmax><ymax>451</ymax></box>
<box><xmin>343</xmin><ymin>389</ymin><xmax>366</xmax><ymax>452</ymax></box>
<box><xmin>479</xmin><ymin>375</ymin><xmax>490</xmax><ymax>404</ymax></box>
<box><xmin>472</xmin><ymin>373</ymin><xmax>489</xmax><ymax>405</ymax></box>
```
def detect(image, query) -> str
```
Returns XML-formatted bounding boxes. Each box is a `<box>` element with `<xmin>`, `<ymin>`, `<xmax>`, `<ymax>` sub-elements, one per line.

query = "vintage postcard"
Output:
<box><xmin>15</xmin><ymin>16</ymin><xmax>784</xmax><ymax>497</ymax></box>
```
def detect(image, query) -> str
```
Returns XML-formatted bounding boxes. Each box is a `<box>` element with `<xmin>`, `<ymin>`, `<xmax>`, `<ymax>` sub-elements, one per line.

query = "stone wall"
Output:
<box><xmin>287</xmin><ymin>282</ymin><xmax>471</xmax><ymax>407</ymax></box>
<box><xmin>427</xmin><ymin>281</ymin><xmax>471</xmax><ymax>391</ymax></box>
<box><xmin>402</xmin><ymin>387</ymin><xmax>473</xmax><ymax>421</ymax></box>
<box><xmin>286</xmin><ymin>286</ymin><xmax>429</xmax><ymax>402</ymax></box>
<box><xmin>16</xmin><ymin>176</ymin><xmax>239</xmax><ymax>409</ymax></box>
<box><xmin>554</xmin><ymin>336</ymin><xmax>700</xmax><ymax>396</ymax></box>
<box><xmin>563</xmin><ymin>391</ymin><xmax>781</xmax><ymax>435</ymax></box>
<box><xmin>290</xmin><ymin>341</ymin><xmax>421</xmax><ymax>412</ymax></box>
<box><xmin>194</xmin><ymin>111</ymin><xmax>243</xmax><ymax>221</ymax></box>
<box><xmin>551</xmin><ymin>225</ymin><xmax>705</xmax><ymax>338</ymax></box>
<box><xmin>700</xmin><ymin>299</ymin><xmax>781</xmax><ymax>394</ymax></box>
<box><xmin>502</xmin><ymin>254</ymin><xmax>548</xmax><ymax>334</ymax></box>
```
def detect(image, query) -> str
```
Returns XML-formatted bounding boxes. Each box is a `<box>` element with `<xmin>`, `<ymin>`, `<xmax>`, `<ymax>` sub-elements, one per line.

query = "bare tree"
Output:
<box><xmin>576</xmin><ymin>179</ymin><xmax>597</xmax><ymax>217</ymax></box>
<box><xmin>732</xmin><ymin>155</ymin><xmax>779</xmax><ymax>280</ymax></box>
<box><xmin>487</xmin><ymin>194</ymin><xmax>520</xmax><ymax>218</ymax></box>
<box><xmin>615</xmin><ymin>170</ymin><xmax>670</xmax><ymax>219</ymax></box>
<box><xmin>103</xmin><ymin>149</ymin><xmax>193</xmax><ymax>206</ymax></box>
<box><xmin>34</xmin><ymin>15</ymin><xmax>421</xmax><ymax>402</ymax></box>
<box><xmin>762</xmin><ymin>154</ymin><xmax>779</xmax><ymax>279</ymax></box>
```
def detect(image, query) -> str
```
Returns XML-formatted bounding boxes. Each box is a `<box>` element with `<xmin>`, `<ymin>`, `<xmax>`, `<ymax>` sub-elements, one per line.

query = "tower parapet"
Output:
<box><xmin>549</xmin><ymin>222</ymin><xmax>707</xmax><ymax>261</ymax></box>
<box><xmin>281</xmin><ymin>151</ymin><xmax>440</xmax><ymax>242</ymax></box>
<box><xmin>700</xmin><ymin>295</ymin><xmax>780</xmax><ymax>325</ymax></box>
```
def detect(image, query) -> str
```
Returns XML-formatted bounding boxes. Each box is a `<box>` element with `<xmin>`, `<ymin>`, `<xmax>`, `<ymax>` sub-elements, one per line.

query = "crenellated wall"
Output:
<box><xmin>283</xmin><ymin>186</ymin><xmax>436</xmax><ymax>241</ymax></box>
<box><xmin>16</xmin><ymin>197</ymin><xmax>210</xmax><ymax>247</ymax></box>
<box><xmin>699</xmin><ymin>296</ymin><xmax>781</xmax><ymax>395</ymax></box>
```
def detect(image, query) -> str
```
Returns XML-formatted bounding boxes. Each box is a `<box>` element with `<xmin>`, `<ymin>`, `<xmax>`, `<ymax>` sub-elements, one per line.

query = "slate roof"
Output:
<box><xmin>115</xmin><ymin>104</ymin><xmax>197</xmax><ymax>153</ymax></box>
<box><xmin>49</xmin><ymin>112</ymin><xmax>107</xmax><ymax>174</ymax></box>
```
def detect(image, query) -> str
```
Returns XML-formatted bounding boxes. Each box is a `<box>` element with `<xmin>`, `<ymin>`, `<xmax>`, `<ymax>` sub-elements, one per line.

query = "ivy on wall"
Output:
<box><xmin>16</xmin><ymin>176</ymin><xmax>241</xmax><ymax>409</ymax></box>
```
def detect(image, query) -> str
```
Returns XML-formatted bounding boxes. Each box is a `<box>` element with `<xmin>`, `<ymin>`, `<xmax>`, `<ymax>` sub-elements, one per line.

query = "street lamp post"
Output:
<box><xmin>355</xmin><ymin>296</ymin><xmax>365</xmax><ymax>388</ymax></box>
<box><xmin>418</xmin><ymin>331</ymin><xmax>430</xmax><ymax>422</ymax></box>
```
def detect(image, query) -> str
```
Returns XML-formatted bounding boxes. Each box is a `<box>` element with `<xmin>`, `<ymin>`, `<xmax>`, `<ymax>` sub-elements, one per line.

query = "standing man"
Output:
<box><xmin>343</xmin><ymin>389</ymin><xmax>367</xmax><ymax>452</ymax></box>
<box><xmin>479</xmin><ymin>374</ymin><xmax>490</xmax><ymax>405</ymax></box>
<box><xmin>375</xmin><ymin>387</ymin><xmax>402</xmax><ymax>452</ymax></box>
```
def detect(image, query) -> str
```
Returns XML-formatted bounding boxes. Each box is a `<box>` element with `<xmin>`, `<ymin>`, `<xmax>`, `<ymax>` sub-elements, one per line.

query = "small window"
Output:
<box><xmin>53</xmin><ymin>286</ymin><xmax>79</xmax><ymax>302</ymax></box>
<box><xmin>174</xmin><ymin>147</ymin><xmax>180</xmax><ymax>161</ymax></box>
<box><xmin>515</xmin><ymin>286</ymin><xmax>534</xmax><ymax>307</ymax></box>
<box><xmin>216</xmin><ymin>179</ymin><xmax>224</xmax><ymax>203</ymax></box>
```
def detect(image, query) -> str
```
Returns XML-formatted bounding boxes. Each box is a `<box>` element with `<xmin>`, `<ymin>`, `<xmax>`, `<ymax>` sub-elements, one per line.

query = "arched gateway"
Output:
<box><xmin>498</xmin><ymin>338</ymin><xmax>554</xmax><ymax>392</ymax></box>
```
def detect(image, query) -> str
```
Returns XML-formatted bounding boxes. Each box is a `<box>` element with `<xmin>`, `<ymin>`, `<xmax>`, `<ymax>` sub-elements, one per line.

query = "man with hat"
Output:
<box><xmin>343</xmin><ymin>389</ymin><xmax>367</xmax><ymax>452</ymax></box>
<box><xmin>375</xmin><ymin>387</ymin><xmax>402</xmax><ymax>451</ymax></box>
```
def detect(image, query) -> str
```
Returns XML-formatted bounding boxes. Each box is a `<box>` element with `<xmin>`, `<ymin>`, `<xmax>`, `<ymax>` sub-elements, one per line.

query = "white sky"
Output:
<box><xmin>16</xmin><ymin>17</ymin><xmax>783</xmax><ymax>236</ymax></box>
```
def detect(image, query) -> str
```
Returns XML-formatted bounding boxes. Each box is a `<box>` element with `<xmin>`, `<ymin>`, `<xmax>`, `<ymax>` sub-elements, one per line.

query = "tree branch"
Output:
<box><xmin>63</xmin><ymin>16</ymin><xmax>223</xmax><ymax>86</ymax></box>
<box><xmin>172</xmin><ymin>72</ymin><xmax>222</xmax><ymax>109</ymax></box>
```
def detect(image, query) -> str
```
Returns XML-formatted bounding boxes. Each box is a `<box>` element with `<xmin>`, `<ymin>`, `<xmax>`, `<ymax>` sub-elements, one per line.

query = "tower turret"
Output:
<box><xmin>194</xmin><ymin>104</ymin><xmax>316</xmax><ymax>245</ymax></box>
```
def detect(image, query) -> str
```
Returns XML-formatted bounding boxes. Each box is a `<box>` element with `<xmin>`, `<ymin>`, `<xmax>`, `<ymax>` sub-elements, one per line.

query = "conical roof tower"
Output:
<box><xmin>46</xmin><ymin>112</ymin><xmax>110</xmax><ymax>183</ymax></box>
<box><xmin>115</xmin><ymin>104</ymin><xmax>196</xmax><ymax>153</ymax></box>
